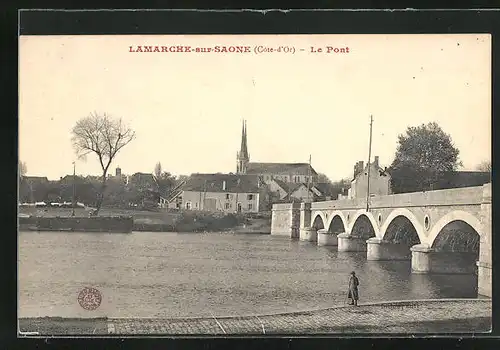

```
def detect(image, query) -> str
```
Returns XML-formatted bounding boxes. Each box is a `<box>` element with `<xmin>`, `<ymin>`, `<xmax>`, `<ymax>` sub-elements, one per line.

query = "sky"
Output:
<box><xmin>19</xmin><ymin>34</ymin><xmax>491</xmax><ymax>181</ymax></box>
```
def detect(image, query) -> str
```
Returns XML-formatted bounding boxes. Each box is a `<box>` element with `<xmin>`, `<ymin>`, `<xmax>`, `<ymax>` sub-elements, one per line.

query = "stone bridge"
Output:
<box><xmin>271</xmin><ymin>183</ymin><xmax>492</xmax><ymax>298</ymax></box>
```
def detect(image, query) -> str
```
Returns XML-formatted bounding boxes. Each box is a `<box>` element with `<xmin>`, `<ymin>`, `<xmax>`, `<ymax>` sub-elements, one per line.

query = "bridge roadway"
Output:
<box><xmin>271</xmin><ymin>183</ymin><xmax>492</xmax><ymax>298</ymax></box>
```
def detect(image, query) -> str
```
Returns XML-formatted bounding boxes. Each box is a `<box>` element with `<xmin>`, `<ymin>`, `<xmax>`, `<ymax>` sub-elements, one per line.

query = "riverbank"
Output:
<box><xmin>18</xmin><ymin>207</ymin><xmax>272</xmax><ymax>233</ymax></box>
<box><xmin>18</xmin><ymin>299</ymin><xmax>491</xmax><ymax>335</ymax></box>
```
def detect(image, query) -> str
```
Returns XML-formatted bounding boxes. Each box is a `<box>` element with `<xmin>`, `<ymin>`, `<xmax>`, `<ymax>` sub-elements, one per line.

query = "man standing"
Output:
<box><xmin>348</xmin><ymin>271</ymin><xmax>360</xmax><ymax>306</ymax></box>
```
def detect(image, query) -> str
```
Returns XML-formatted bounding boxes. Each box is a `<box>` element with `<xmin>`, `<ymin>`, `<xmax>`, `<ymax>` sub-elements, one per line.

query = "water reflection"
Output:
<box><xmin>18</xmin><ymin>231</ymin><xmax>478</xmax><ymax>318</ymax></box>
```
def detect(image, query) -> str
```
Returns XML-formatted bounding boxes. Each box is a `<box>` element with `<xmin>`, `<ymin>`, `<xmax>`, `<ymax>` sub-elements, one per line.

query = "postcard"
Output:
<box><xmin>18</xmin><ymin>32</ymin><xmax>491</xmax><ymax>336</ymax></box>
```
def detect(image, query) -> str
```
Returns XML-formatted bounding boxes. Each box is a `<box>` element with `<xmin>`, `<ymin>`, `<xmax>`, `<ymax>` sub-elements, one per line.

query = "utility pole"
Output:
<box><xmin>203</xmin><ymin>180</ymin><xmax>207</xmax><ymax>211</ymax></box>
<box><xmin>307</xmin><ymin>155</ymin><xmax>312</xmax><ymax>202</ymax></box>
<box><xmin>366</xmin><ymin>115</ymin><xmax>373</xmax><ymax>212</ymax></box>
<box><xmin>71</xmin><ymin>161</ymin><xmax>76</xmax><ymax>216</ymax></box>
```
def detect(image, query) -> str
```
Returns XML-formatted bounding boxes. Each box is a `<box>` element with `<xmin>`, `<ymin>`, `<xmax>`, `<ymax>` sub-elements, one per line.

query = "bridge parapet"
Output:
<box><xmin>311</xmin><ymin>186</ymin><xmax>484</xmax><ymax>210</ymax></box>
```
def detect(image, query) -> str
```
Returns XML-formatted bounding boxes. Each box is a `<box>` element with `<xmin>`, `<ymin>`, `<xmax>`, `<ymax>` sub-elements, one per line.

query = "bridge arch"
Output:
<box><xmin>348</xmin><ymin>210</ymin><xmax>379</xmax><ymax>238</ymax></box>
<box><xmin>380</xmin><ymin>208</ymin><xmax>425</xmax><ymax>243</ymax></box>
<box><xmin>325</xmin><ymin>211</ymin><xmax>348</xmax><ymax>234</ymax></box>
<box><xmin>427</xmin><ymin>211</ymin><xmax>482</xmax><ymax>248</ymax></box>
<box><xmin>311</xmin><ymin>212</ymin><xmax>326</xmax><ymax>230</ymax></box>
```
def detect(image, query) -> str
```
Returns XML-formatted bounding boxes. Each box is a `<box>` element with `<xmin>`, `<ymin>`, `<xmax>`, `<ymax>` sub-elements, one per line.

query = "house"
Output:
<box><xmin>235</xmin><ymin>120</ymin><xmax>318</xmax><ymax>184</ymax></box>
<box><xmin>172</xmin><ymin>173</ymin><xmax>262</xmax><ymax>213</ymax></box>
<box><xmin>348</xmin><ymin>156</ymin><xmax>391</xmax><ymax>199</ymax></box>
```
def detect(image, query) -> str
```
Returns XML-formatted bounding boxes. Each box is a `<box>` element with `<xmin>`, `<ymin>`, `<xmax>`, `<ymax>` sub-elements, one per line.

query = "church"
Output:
<box><xmin>235</xmin><ymin>120</ymin><xmax>318</xmax><ymax>185</ymax></box>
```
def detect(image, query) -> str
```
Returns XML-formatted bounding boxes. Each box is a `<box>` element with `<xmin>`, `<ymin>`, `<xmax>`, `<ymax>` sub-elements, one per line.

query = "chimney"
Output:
<box><xmin>223</xmin><ymin>180</ymin><xmax>226</xmax><ymax>191</ymax></box>
<box><xmin>374</xmin><ymin>156</ymin><xmax>379</xmax><ymax>168</ymax></box>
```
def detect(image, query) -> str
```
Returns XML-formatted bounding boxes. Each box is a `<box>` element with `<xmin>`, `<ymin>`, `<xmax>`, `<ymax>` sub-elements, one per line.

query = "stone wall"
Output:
<box><xmin>19</xmin><ymin>216</ymin><xmax>133</xmax><ymax>233</ymax></box>
<box><xmin>312</xmin><ymin>185</ymin><xmax>484</xmax><ymax>210</ymax></box>
<box><xmin>271</xmin><ymin>203</ymin><xmax>301</xmax><ymax>237</ymax></box>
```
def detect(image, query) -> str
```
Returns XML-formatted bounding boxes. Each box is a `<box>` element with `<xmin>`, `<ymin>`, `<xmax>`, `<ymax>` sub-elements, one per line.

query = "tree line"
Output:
<box><xmin>18</xmin><ymin>169</ymin><xmax>182</xmax><ymax>210</ymax></box>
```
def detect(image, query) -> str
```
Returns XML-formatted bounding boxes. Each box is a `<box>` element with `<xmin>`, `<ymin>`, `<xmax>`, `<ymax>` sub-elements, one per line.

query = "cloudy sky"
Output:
<box><xmin>19</xmin><ymin>34</ymin><xmax>491</xmax><ymax>181</ymax></box>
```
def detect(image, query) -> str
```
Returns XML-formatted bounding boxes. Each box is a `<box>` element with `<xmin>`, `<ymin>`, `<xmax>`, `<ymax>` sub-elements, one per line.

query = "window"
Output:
<box><xmin>195</xmin><ymin>202</ymin><xmax>198</xmax><ymax>208</ymax></box>
<box><xmin>225</xmin><ymin>203</ymin><xmax>230</xmax><ymax>209</ymax></box>
<box><xmin>186</xmin><ymin>202</ymin><xmax>191</xmax><ymax>210</ymax></box>
<box><xmin>248</xmin><ymin>203</ymin><xmax>253</xmax><ymax>210</ymax></box>
<box><xmin>225</xmin><ymin>194</ymin><xmax>230</xmax><ymax>200</ymax></box>
<box><xmin>247</xmin><ymin>194</ymin><xmax>253</xmax><ymax>200</ymax></box>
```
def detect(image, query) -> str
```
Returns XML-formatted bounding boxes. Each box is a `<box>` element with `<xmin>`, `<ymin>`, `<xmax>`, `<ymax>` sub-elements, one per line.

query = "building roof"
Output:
<box><xmin>353</xmin><ymin>161</ymin><xmax>389</xmax><ymax>181</ymax></box>
<box><xmin>312</xmin><ymin>182</ymin><xmax>335</xmax><ymax>197</ymax></box>
<box><xmin>246</xmin><ymin>162</ymin><xmax>318</xmax><ymax>176</ymax></box>
<box><xmin>183</xmin><ymin>173</ymin><xmax>261</xmax><ymax>193</ymax></box>
<box><xmin>272</xmin><ymin>178</ymin><xmax>292</xmax><ymax>193</ymax></box>
<box><xmin>271</xmin><ymin>178</ymin><xmax>334</xmax><ymax>198</ymax></box>
<box><xmin>23</xmin><ymin>176</ymin><xmax>49</xmax><ymax>182</ymax></box>
<box><xmin>131</xmin><ymin>172</ymin><xmax>154</xmax><ymax>179</ymax></box>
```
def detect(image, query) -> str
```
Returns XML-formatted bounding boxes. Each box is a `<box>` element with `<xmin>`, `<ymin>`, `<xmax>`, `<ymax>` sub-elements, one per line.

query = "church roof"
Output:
<box><xmin>183</xmin><ymin>173</ymin><xmax>261</xmax><ymax>193</ymax></box>
<box><xmin>246</xmin><ymin>162</ymin><xmax>317</xmax><ymax>176</ymax></box>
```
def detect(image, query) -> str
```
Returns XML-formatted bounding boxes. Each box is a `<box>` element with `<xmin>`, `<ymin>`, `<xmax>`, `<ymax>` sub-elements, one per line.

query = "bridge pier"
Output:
<box><xmin>366</xmin><ymin>237</ymin><xmax>411</xmax><ymax>261</ymax></box>
<box><xmin>410</xmin><ymin>244</ymin><xmax>478</xmax><ymax>274</ymax></box>
<box><xmin>300</xmin><ymin>227</ymin><xmax>317</xmax><ymax>242</ymax></box>
<box><xmin>477</xmin><ymin>262</ymin><xmax>492</xmax><ymax>297</ymax></box>
<box><xmin>337</xmin><ymin>233</ymin><xmax>367</xmax><ymax>252</ymax></box>
<box><xmin>410</xmin><ymin>244</ymin><xmax>434</xmax><ymax>273</ymax></box>
<box><xmin>317</xmin><ymin>229</ymin><xmax>338</xmax><ymax>246</ymax></box>
<box><xmin>299</xmin><ymin>202</ymin><xmax>317</xmax><ymax>242</ymax></box>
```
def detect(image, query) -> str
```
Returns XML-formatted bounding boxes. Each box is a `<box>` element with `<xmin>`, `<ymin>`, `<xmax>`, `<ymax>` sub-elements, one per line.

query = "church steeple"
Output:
<box><xmin>237</xmin><ymin>119</ymin><xmax>249</xmax><ymax>174</ymax></box>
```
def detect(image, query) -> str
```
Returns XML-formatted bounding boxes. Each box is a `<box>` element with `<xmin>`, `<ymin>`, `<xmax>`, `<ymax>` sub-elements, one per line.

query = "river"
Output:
<box><xmin>18</xmin><ymin>231</ymin><xmax>479</xmax><ymax>319</ymax></box>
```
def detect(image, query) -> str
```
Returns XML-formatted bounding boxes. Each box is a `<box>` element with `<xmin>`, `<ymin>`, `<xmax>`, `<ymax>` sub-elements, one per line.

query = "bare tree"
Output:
<box><xmin>71</xmin><ymin>112</ymin><xmax>135</xmax><ymax>215</ymax></box>
<box><xmin>476</xmin><ymin>160</ymin><xmax>491</xmax><ymax>172</ymax></box>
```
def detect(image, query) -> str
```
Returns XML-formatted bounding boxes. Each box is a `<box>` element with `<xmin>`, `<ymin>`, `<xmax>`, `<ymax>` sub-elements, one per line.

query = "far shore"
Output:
<box><xmin>18</xmin><ymin>206</ymin><xmax>272</xmax><ymax>234</ymax></box>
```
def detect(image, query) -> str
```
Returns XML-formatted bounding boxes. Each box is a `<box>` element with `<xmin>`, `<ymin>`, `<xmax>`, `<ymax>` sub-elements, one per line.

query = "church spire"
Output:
<box><xmin>241</xmin><ymin>120</ymin><xmax>249</xmax><ymax>160</ymax></box>
<box><xmin>237</xmin><ymin>119</ymin><xmax>249</xmax><ymax>174</ymax></box>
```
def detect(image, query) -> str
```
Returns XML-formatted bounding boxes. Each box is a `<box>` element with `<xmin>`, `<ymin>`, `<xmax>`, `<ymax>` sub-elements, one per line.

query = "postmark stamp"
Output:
<box><xmin>77</xmin><ymin>287</ymin><xmax>102</xmax><ymax>311</ymax></box>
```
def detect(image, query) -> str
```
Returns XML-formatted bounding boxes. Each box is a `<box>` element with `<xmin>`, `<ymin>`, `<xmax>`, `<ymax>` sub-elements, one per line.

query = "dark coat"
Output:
<box><xmin>348</xmin><ymin>275</ymin><xmax>359</xmax><ymax>300</ymax></box>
